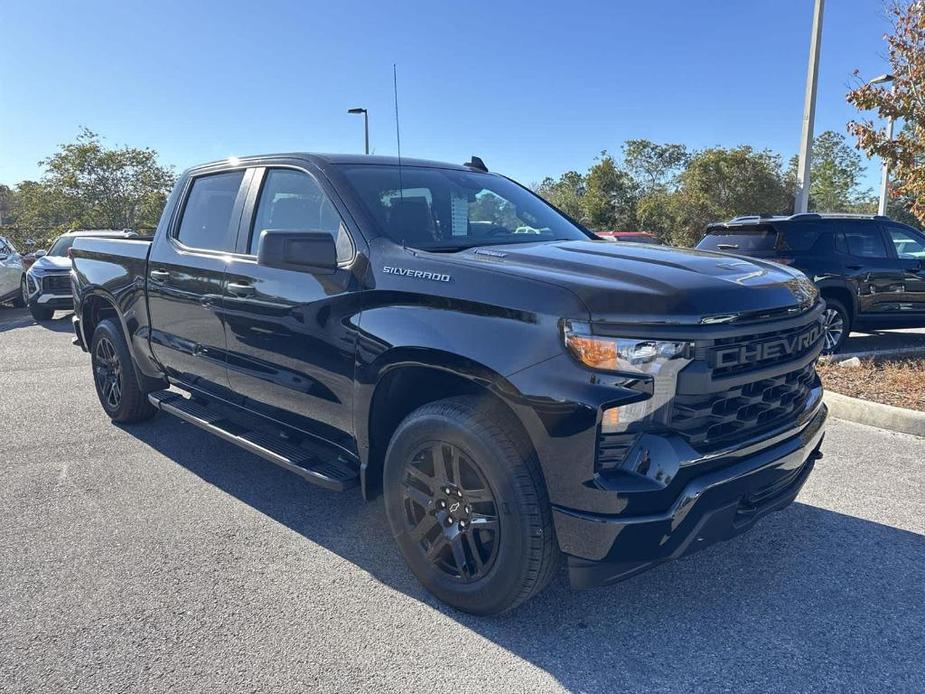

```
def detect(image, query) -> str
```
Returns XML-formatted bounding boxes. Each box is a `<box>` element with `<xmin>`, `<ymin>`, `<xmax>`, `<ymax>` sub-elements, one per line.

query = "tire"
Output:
<box><xmin>90</xmin><ymin>318</ymin><xmax>157</xmax><ymax>423</ymax></box>
<box><xmin>12</xmin><ymin>277</ymin><xmax>26</xmax><ymax>308</ymax></box>
<box><xmin>821</xmin><ymin>298</ymin><xmax>850</xmax><ymax>354</ymax></box>
<box><xmin>383</xmin><ymin>396</ymin><xmax>559</xmax><ymax>615</ymax></box>
<box><xmin>28</xmin><ymin>301</ymin><xmax>54</xmax><ymax>321</ymax></box>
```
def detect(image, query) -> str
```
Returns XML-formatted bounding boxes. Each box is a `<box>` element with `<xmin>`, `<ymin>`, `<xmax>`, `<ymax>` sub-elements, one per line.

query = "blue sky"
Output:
<box><xmin>0</xmin><ymin>0</ymin><xmax>894</xmax><ymax>190</ymax></box>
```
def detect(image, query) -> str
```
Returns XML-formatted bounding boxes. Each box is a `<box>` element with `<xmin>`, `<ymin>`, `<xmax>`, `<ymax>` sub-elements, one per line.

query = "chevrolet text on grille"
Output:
<box><xmin>711</xmin><ymin>323</ymin><xmax>823</xmax><ymax>369</ymax></box>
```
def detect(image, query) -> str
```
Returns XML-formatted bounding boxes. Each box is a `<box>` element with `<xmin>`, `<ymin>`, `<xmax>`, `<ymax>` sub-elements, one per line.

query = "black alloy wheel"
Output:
<box><xmin>93</xmin><ymin>335</ymin><xmax>123</xmax><ymax>410</ymax></box>
<box><xmin>400</xmin><ymin>441</ymin><xmax>500</xmax><ymax>582</ymax></box>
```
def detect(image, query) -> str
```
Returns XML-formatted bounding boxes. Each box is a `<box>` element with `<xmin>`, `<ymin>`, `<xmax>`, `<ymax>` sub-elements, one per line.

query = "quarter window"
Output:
<box><xmin>249</xmin><ymin>169</ymin><xmax>352</xmax><ymax>261</ymax></box>
<box><xmin>176</xmin><ymin>171</ymin><xmax>245</xmax><ymax>252</ymax></box>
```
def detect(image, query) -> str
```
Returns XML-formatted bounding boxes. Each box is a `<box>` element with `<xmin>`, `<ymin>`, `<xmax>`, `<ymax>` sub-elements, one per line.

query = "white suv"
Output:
<box><xmin>0</xmin><ymin>236</ymin><xmax>25</xmax><ymax>308</ymax></box>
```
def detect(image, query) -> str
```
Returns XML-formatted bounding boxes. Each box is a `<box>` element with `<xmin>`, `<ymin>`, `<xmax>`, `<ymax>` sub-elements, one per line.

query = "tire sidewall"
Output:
<box><xmin>90</xmin><ymin>319</ymin><xmax>131</xmax><ymax>419</ymax></box>
<box><xmin>823</xmin><ymin>299</ymin><xmax>850</xmax><ymax>354</ymax></box>
<box><xmin>383</xmin><ymin>409</ymin><xmax>535</xmax><ymax>613</ymax></box>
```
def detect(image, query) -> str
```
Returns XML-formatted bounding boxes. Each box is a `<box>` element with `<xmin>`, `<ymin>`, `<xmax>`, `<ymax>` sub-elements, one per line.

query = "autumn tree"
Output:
<box><xmin>847</xmin><ymin>0</ymin><xmax>925</xmax><ymax>225</ymax></box>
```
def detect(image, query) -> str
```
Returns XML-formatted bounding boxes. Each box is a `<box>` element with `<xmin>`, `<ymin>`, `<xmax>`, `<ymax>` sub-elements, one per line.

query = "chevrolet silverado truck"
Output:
<box><xmin>71</xmin><ymin>153</ymin><xmax>827</xmax><ymax>615</ymax></box>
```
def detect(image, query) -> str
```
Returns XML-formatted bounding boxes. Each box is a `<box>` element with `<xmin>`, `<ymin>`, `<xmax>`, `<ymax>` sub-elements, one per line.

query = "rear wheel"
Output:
<box><xmin>383</xmin><ymin>396</ymin><xmax>559</xmax><ymax>615</ymax></box>
<box><xmin>90</xmin><ymin>318</ymin><xmax>157</xmax><ymax>423</ymax></box>
<box><xmin>821</xmin><ymin>298</ymin><xmax>850</xmax><ymax>354</ymax></box>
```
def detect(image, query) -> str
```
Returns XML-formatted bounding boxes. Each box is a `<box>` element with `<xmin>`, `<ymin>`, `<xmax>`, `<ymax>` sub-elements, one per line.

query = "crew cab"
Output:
<box><xmin>71</xmin><ymin>153</ymin><xmax>827</xmax><ymax>614</ymax></box>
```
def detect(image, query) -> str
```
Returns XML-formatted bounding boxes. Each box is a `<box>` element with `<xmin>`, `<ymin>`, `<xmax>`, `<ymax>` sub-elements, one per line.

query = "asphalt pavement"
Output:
<box><xmin>1</xmin><ymin>307</ymin><xmax>923</xmax><ymax>693</ymax></box>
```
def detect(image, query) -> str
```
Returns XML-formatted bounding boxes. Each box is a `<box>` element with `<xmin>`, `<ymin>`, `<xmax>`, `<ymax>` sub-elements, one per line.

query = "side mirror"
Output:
<box><xmin>257</xmin><ymin>230</ymin><xmax>337</xmax><ymax>274</ymax></box>
<box><xmin>34</xmin><ymin>250</ymin><xmax>47</xmax><ymax>258</ymax></box>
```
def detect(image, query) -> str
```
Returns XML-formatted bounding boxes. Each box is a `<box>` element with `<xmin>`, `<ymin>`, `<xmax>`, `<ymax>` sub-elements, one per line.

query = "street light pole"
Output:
<box><xmin>868</xmin><ymin>74</ymin><xmax>895</xmax><ymax>216</ymax></box>
<box><xmin>347</xmin><ymin>107</ymin><xmax>369</xmax><ymax>155</ymax></box>
<box><xmin>795</xmin><ymin>0</ymin><xmax>825</xmax><ymax>214</ymax></box>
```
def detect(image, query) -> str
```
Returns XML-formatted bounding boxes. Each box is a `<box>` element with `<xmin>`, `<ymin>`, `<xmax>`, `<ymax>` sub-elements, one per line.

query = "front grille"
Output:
<box><xmin>708</xmin><ymin>318</ymin><xmax>824</xmax><ymax>378</ymax></box>
<box><xmin>42</xmin><ymin>273</ymin><xmax>71</xmax><ymax>294</ymax></box>
<box><xmin>670</xmin><ymin>360</ymin><xmax>817</xmax><ymax>452</ymax></box>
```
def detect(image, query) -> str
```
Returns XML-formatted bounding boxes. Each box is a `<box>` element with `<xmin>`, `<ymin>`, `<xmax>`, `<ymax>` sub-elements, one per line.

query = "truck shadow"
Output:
<box><xmin>0</xmin><ymin>307</ymin><xmax>74</xmax><ymax>334</ymax></box>
<box><xmin>124</xmin><ymin>416</ymin><xmax>924</xmax><ymax>693</ymax></box>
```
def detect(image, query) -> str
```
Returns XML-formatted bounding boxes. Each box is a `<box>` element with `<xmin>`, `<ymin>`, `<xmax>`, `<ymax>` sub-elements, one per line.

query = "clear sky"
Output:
<box><xmin>0</xmin><ymin>0</ymin><xmax>895</xmax><ymax>190</ymax></box>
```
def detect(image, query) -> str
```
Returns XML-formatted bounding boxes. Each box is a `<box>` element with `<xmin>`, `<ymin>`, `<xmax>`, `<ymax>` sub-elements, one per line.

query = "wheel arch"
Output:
<box><xmin>817</xmin><ymin>283</ymin><xmax>855</xmax><ymax>320</ymax></box>
<box><xmin>358</xmin><ymin>349</ymin><xmax>539</xmax><ymax>501</ymax></box>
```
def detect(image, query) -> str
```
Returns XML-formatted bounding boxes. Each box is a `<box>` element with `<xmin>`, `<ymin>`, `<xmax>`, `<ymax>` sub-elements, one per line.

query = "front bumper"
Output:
<box><xmin>557</xmin><ymin>404</ymin><xmax>827</xmax><ymax>589</ymax></box>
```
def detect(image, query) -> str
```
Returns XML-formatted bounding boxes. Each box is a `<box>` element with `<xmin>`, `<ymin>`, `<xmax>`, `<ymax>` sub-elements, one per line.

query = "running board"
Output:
<box><xmin>148</xmin><ymin>390</ymin><xmax>359</xmax><ymax>492</ymax></box>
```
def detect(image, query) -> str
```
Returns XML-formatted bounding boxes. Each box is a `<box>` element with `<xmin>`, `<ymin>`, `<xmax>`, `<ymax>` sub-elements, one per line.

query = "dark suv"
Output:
<box><xmin>698</xmin><ymin>213</ymin><xmax>925</xmax><ymax>353</ymax></box>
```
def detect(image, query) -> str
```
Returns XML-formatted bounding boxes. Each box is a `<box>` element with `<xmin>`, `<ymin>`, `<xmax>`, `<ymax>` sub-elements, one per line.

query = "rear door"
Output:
<box><xmin>147</xmin><ymin>168</ymin><xmax>252</xmax><ymax>396</ymax></box>
<box><xmin>834</xmin><ymin>219</ymin><xmax>906</xmax><ymax>317</ymax></box>
<box><xmin>221</xmin><ymin>165</ymin><xmax>360</xmax><ymax>445</ymax></box>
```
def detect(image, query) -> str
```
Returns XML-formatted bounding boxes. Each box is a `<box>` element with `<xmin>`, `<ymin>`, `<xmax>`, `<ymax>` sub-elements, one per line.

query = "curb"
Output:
<box><xmin>830</xmin><ymin>345</ymin><xmax>925</xmax><ymax>361</ymax></box>
<box><xmin>823</xmin><ymin>390</ymin><xmax>925</xmax><ymax>437</ymax></box>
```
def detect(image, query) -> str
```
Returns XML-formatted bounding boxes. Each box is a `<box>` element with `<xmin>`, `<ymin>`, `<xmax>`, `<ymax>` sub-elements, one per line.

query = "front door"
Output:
<box><xmin>0</xmin><ymin>237</ymin><xmax>20</xmax><ymax>299</ymax></box>
<box><xmin>147</xmin><ymin>168</ymin><xmax>251</xmax><ymax>397</ymax></box>
<box><xmin>881</xmin><ymin>222</ymin><xmax>925</xmax><ymax>316</ymax></box>
<box><xmin>222</xmin><ymin>165</ymin><xmax>361</xmax><ymax>448</ymax></box>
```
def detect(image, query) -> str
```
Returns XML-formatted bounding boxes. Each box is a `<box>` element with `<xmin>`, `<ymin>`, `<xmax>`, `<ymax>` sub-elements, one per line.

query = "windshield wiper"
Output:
<box><xmin>716</xmin><ymin>243</ymin><xmax>739</xmax><ymax>250</ymax></box>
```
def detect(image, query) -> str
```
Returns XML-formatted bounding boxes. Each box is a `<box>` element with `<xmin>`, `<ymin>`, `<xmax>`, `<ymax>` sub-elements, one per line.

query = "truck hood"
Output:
<box><xmin>29</xmin><ymin>255</ymin><xmax>71</xmax><ymax>272</ymax></box>
<box><xmin>457</xmin><ymin>240</ymin><xmax>817</xmax><ymax>325</ymax></box>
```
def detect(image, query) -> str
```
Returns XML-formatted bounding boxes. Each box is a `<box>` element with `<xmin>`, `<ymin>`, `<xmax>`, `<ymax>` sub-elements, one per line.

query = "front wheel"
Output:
<box><xmin>383</xmin><ymin>396</ymin><xmax>559</xmax><ymax>615</ymax></box>
<box><xmin>12</xmin><ymin>277</ymin><xmax>26</xmax><ymax>308</ymax></box>
<box><xmin>90</xmin><ymin>318</ymin><xmax>157</xmax><ymax>423</ymax></box>
<box><xmin>821</xmin><ymin>299</ymin><xmax>850</xmax><ymax>354</ymax></box>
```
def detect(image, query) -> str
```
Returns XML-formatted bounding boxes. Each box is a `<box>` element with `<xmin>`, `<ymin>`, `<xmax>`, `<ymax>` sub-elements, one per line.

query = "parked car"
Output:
<box><xmin>595</xmin><ymin>230</ymin><xmax>663</xmax><ymax>244</ymax></box>
<box><xmin>71</xmin><ymin>153</ymin><xmax>827</xmax><ymax>615</ymax></box>
<box><xmin>24</xmin><ymin>229</ymin><xmax>135</xmax><ymax>320</ymax></box>
<box><xmin>0</xmin><ymin>235</ymin><xmax>26</xmax><ymax>307</ymax></box>
<box><xmin>697</xmin><ymin>213</ymin><xmax>925</xmax><ymax>353</ymax></box>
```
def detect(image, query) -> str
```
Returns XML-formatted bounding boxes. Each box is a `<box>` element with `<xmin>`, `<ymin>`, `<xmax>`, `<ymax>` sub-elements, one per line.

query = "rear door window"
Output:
<box><xmin>176</xmin><ymin>171</ymin><xmax>246</xmax><ymax>252</ymax></box>
<box><xmin>838</xmin><ymin>221</ymin><xmax>888</xmax><ymax>258</ymax></box>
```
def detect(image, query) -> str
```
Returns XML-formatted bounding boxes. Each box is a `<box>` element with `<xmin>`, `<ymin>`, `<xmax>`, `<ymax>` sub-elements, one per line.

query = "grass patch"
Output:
<box><xmin>817</xmin><ymin>357</ymin><xmax>925</xmax><ymax>412</ymax></box>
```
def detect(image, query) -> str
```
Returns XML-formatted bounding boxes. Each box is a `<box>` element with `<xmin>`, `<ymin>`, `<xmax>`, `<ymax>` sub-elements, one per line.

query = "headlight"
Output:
<box><xmin>561</xmin><ymin>320</ymin><xmax>692</xmax><ymax>376</ymax></box>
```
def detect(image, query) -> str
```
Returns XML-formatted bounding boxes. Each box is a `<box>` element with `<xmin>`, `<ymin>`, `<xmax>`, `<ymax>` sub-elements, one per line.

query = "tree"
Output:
<box><xmin>622</xmin><ymin>140</ymin><xmax>690</xmax><ymax>192</ymax></box>
<box><xmin>786</xmin><ymin>130</ymin><xmax>872</xmax><ymax>212</ymax></box>
<box><xmin>847</xmin><ymin>1</ymin><xmax>925</xmax><ymax>225</ymax></box>
<box><xmin>0</xmin><ymin>185</ymin><xmax>13</xmax><ymax>226</ymax></box>
<box><xmin>582</xmin><ymin>151</ymin><xmax>637</xmax><ymax>230</ymax></box>
<box><xmin>669</xmin><ymin>146</ymin><xmax>791</xmax><ymax>246</ymax></box>
<box><xmin>7</xmin><ymin>128</ymin><xmax>174</xmax><ymax>238</ymax></box>
<box><xmin>535</xmin><ymin>170</ymin><xmax>586</xmax><ymax>221</ymax></box>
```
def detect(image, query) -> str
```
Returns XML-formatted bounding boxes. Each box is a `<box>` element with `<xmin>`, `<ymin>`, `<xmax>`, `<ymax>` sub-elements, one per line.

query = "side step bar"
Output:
<box><xmin>148</xmin><ymin>390</ymin><xmax>359</xmax><ymax>492</ymax></box>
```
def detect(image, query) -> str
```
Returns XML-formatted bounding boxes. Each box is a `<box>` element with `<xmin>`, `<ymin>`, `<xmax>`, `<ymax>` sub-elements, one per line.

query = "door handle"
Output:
<box><xmin>149</xmin><ymin>269</ymin><xmax>170</xmax><ymax>281</ymax></box>
<box><xmin>226</xmin><ymin>281</ymin><xmax>256</xmax><ymax>297</ymax></box>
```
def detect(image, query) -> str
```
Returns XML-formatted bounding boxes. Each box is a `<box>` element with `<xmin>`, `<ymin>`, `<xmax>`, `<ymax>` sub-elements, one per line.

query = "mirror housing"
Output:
<box><xmin>34</xmin><ymin>250</ymin><xmax>47</xmax><ymax>258</ymax></box>
<box><xmin>257</xmin><ymin>230</ymin><xmax>338</xmax><ymax>274</ymax></box>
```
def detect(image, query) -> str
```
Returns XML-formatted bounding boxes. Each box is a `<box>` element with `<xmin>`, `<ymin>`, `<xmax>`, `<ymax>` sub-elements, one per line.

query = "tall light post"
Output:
<box><xmin>795</xmin><ymin>0</ymin><xmax>825</xmax><ymax>214</ymax></box>
<box><xmin>868</xmin><ymin>74</ymin><xmax>895</xmax><ymax>216</ymax></box>
<box><xmin>347</xmin><ymin>107</ymin><xmax>369</xmax><ymax>155</ymax></box>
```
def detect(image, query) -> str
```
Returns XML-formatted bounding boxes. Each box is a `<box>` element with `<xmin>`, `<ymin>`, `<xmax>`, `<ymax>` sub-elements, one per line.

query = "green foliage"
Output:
<box><xmin>786</xmin><ymin>130</ymin><xmax>872</xmax><ymax>212</ymax></box>
<box><xmin>669</xmin><ymin>146</ymin><xmax>792</xmax><ymax>246</ymax></box>
<box><xmin>535</xmin><ymin>170</ymin><xmax>586</xmax><ymax>222</ymax></box>
<box><xmin>3</xmin><ymin>128</ymin><xmax>174</xmax><ymax>246</ymax></box>
<box><xmin>622</xmin><ymin>140</ymin><xmax>689</xmax><ymax>192</ymax></box>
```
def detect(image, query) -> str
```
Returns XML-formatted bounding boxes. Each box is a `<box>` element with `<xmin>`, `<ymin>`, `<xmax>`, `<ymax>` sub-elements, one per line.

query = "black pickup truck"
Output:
<box><xmin>71</xmin><ymin>153</ymin><xmax>827</xmax><ymax>614</ymax></box>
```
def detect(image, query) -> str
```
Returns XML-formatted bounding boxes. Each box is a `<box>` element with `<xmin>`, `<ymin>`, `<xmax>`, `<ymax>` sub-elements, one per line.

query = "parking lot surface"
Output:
<box><xmin>1</xmin><ymin>308</ymin><xmax>923</xmax><ymax>693</ymax></box>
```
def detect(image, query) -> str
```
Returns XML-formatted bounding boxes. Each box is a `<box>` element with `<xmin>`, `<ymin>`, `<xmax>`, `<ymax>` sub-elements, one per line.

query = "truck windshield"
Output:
<box><xmin>337</xmin><ymin>164</ymin><xmax>591</xmax><ymax>251</ymax></box>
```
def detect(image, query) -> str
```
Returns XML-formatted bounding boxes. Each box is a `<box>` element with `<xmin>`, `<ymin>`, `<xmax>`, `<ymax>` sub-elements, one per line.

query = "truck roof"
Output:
<box><xmin>188</xmin><ymin>153</ymin><xmax>476</xmax><ymax>175</ymax></box>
